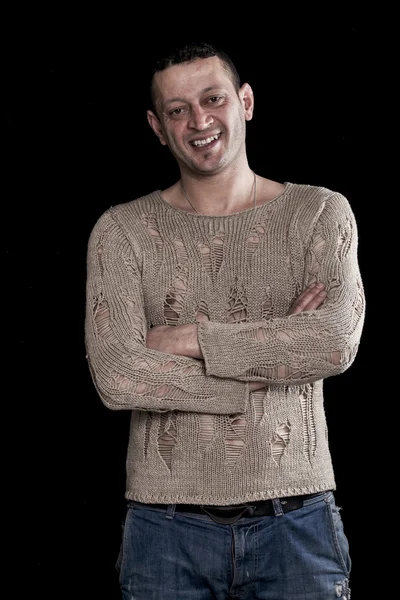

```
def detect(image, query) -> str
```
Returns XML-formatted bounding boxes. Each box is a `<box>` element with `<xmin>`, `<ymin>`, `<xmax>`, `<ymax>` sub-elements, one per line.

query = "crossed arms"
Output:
<box><xmin>85</xmin><ymin>193</ymin><xmax>365</xmax><ymax>413</ymax></box>
<box><xmin>146</xmin><ymin>283</ymin><xmax>328</xmax><ymax>392</ymax></box>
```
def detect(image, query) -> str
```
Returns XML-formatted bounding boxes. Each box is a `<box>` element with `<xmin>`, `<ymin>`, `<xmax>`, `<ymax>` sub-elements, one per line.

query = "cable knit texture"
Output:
<box><xmin>85</xmin><ymin>182</ymin><xmax>365</xmax><ymax>504</ymax></box>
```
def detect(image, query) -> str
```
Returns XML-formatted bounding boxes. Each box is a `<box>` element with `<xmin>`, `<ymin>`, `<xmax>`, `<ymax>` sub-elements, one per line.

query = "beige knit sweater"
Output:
<box><xmin>85</xmin><ymin>182</ymin><xmax>365</xmax><ymax>505</ymax></box>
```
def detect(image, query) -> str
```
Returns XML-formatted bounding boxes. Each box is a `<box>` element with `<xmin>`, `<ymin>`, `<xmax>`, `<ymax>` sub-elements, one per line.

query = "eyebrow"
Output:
<box><xmin>163</xmin><ymin>86</ymin><xmax>220</xmax><ymax>106</ymax></box>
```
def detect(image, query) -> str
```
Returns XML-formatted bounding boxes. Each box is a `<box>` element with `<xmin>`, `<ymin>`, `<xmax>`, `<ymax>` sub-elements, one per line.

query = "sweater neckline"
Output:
<box><xmin>153</xmin><ymin>182</ymin><xmax>293</xmax><ymax>218</ymax></box>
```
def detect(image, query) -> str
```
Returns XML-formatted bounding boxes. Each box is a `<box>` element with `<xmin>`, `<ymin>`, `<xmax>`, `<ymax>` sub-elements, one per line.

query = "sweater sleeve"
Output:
<box><xmin>198</xmin><ymin>192</ymin><xmax>365</xmax><ymax>385</ymax></box>
<box><xmin>85</xmin><ymin>211</ymin><xmax>248</xmax><ymax>413</ymax></box>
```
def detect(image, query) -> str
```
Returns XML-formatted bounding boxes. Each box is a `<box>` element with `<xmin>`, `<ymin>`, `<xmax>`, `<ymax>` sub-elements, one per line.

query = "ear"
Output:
<box><xmin>239</xmin><ymin>83</ymin><xmax>254</xmax><ymax>121</ymax></box>
<box><xmin>147</xmin><ymin>110</ymin><xmax>168</xmax><ymax>145</ymax></box>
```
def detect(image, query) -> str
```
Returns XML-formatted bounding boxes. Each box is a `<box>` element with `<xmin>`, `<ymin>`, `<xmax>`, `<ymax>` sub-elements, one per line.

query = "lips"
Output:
<box><xmin>189</xmin><ymin>133</ymin><xmax>222</xmax><ymax>149</ymax></box>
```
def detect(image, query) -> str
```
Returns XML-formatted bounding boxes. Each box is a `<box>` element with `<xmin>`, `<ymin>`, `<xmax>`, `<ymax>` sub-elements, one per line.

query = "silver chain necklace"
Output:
<box><xmin>180</xmin><ymin>171</ymin><xmax>257</xmax><ymax>214</ymax></box>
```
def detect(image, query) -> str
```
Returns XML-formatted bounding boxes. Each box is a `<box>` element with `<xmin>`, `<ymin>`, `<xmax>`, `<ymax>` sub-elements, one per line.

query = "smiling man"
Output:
<box><xmin>85</xmin><ymin>41</ymin><xmax>364</xmax><ymax>599</ymax></box>
<box><xmin>147</xmin><ymin>50</ymin><xmax>285</xmax><ymax>215</ymax></box>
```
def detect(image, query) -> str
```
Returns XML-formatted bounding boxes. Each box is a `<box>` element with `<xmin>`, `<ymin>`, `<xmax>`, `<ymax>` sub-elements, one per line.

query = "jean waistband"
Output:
<box><xmin>132</xmin><ymin>491</ymin><xmax>328</xmax><ymax>525</ymax></box>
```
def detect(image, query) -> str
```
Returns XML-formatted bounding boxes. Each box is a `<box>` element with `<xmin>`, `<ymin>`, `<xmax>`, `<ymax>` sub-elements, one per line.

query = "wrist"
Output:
<box><xmin>182</xmin><ymin>323</ymin><xmax>202</xmax><ymax>359</ymax></box>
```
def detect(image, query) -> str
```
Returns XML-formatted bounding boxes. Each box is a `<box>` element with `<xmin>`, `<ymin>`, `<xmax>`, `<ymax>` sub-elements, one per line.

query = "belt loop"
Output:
<box><xmin>272</xmin><ymin>498</ymin><xmax>284</xmax><ymax>517</ymax></box>
<box><xmin>165</xmin><ymin>504</ymin><xmax>176</xmax><ymax>520</ymax></box>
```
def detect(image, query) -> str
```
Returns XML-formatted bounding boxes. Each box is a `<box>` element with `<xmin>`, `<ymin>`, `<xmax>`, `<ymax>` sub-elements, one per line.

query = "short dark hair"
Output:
<box><xmin>150</xmin><ymin>41</ymin><xmax>241</xmax><ymax>116</ymax></box>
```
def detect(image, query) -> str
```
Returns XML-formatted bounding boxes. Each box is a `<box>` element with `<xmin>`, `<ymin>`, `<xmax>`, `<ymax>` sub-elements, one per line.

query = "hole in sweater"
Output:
<box><xmin>155</xmin><ymin>384</ymin><xmax>199</xmax><ymax>400</ymax></box>
<box><xmin>198</xmin><ymin>414</ymin><xmax>215</xmax><ymax>452</ymax></box>
<box><xmin>142</xmin><ymin>213</ymin><xmax>163</xmax><ymax>246</ymax></box>
<box><xmin>251</xmin><ymin>389</ymin><xmax>266</xmax><ymax>426</ymax></box>
<box><xmin>198</xmin><ymin>231</ymin><xmax>225</xmax><ymax>279</ymax></box>
<box><xmin>199</xmin><ymin>243</ymin><xmax>212</xmax><ymax>277</ymax></box>
<box><xmin>173</xmin><ymin>237</ymin><xmax>189</xmax><ymax>265</ymax></box>
<box><xmin>227</xmin><ymin>281</ymin><xmax>248</xmax><ymax>323</ymax></box>
<box><xmin>271</xmin><ymin>420</ymin><xmax>291</xmax><ymax>465</ymax></box>
<box><xmin>196</xmin><ymin>299</ymin><xmax>210</xmax><ymax>322</ymax></box>
<box><xmin>226</xmin><ymin>416</ymin><xmax>246</xmax><ymax>467</ymax></box>
<box><xmin>244</xmin><ymin>365</ymin><xmax>304</xmax><ymax>381</ymax></box>
<box><xmin>154</xmin><ymin>360</ymin><xmax>178</xmax><ymax>372</ymax></box>
<box><xmin>164</xmin><ymin>268</ymin><xmax>188</xmax><ymax>325</ymax></box>
<box><xmin>261</xmin><ymin>285</ymin><xmax>273</xmax><ymax>320</ymax></box>
<box><xmin>337</xmin><ymin>218</ymin><xmax>353</xmax><ymax>261</ymax></box>
<box><xmin>111</xmin><ymin>371</ymin><xmax>133</xmax><ymax>391</ymax></box>
<box><xmin>142</xmin><ymin>213</ymin><xmax>164</xmax><ymax>265</ymax></box>
<box><xmin>93</xmin><ymin>296</ymin><xmax>111</xmax><ymax>337</ymax></box>
<box><xmin>246</xmin><ymin>223</ymin><xmax>266</xmax><ymax>261</ymax></box>
<box><xmin>158</xmin><ymin>413</ymin><xmax>177</xmax><ymax>471</ymax></box>
<box><xmin>212</xmin><ymin>235</ymin><xmax>224</xmax><ymax>274</ymax></box>
<box><xmin>133</xmin><ymin>381</ymin><xmax>151</xmax><ymax>394</ymax></box>
<box><xmin>325</xmin><ymin>351</ymin><xmax>341</xmax><ymax>365</ymax></box>
<box><xmin>124</xmin><ymin>296</ymin><xmax>146</xmax><ymax>343</ymax></box>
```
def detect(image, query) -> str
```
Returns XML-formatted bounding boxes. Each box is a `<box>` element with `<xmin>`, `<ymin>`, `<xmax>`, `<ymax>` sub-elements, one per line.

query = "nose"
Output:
<box><xmin>188</xmin><ymin>105</ymin><xmax>213</xmax><ymax>131</ymax></box>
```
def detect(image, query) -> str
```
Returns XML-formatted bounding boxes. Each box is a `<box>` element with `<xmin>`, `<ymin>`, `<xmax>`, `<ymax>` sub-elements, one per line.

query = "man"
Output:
<box><xmin>85</xmin><ymin>41</ymin><xmax>364</xmax><ymax>599</ymax></box>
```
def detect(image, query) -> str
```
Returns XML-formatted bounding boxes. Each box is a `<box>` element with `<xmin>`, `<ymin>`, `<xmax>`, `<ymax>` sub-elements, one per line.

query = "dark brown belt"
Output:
<box><xmin>137</xmin><ymin>492</ymin><xmax>326</xmax><ymax>524</ymax></box>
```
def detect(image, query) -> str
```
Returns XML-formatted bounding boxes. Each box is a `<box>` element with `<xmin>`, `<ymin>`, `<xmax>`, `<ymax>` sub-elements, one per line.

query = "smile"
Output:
<box><xmin>190</xmin><ymin>133</ymin><xmax>221</xmax><ymax>147</ymax></box>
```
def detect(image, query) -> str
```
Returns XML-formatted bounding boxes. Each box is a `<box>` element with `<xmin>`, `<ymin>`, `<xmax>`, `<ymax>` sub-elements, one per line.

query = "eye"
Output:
<box><xmin>208</xmin><ymin>96</ymin><xmax>222</xmax><ymax>104</ymax></box>
<box><xmin>169</xmin><ymin>107</ymin><xmax>187</xmax><ymax>117</ymax></box>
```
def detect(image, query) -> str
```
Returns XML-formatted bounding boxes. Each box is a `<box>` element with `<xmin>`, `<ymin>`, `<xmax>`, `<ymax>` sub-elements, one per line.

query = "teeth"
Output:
<box><xmin>193</xmin><ymin>134</ymin><xmax>220</xmax><ymax>147</ymax></box>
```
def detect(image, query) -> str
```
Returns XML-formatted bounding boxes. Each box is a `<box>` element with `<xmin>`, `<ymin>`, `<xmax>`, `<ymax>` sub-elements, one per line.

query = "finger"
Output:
<box><xmin>290</xmin><ymin>284</ymin><xmax>325</xmax><ymax>314</ymax></box>
<box><xmin>249</xmin><ymin>381</ymin><xmax>267</xmax><ymax>391</ymax></box>
<box><xmin>302</xmin><ymin>289</ymin><xmax>327</xmax><ymax>311</ymax></box>
<box><xmin>290</xmin><ymin>285</ymin><xmax>326</xmax><ymax>314</ymax></box>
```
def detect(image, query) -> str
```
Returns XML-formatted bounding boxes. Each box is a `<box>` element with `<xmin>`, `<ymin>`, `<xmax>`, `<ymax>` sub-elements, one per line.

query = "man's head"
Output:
<box><xmin>147</xmin><ymin>41</ymin><xmax>254</xmax><ymax>176</ymax></box>
<box><xmin>150</xmin><ymin>42</ymin><xmax>241</xmax><ymax>117</ymax></box>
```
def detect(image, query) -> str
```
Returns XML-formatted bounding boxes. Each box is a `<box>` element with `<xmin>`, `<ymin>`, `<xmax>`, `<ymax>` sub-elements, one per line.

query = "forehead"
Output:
<box><xmin>153</xmin><ymin>56</ymin><xmax>235</xmax><ymax>107</ymax></box>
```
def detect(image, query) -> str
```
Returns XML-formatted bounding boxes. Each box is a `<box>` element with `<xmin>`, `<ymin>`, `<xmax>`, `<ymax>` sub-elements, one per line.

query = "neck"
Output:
<box><xmin>179</xmin><ymin>168</ymin><xmax>257</xmax><ymax>216</ymax></box>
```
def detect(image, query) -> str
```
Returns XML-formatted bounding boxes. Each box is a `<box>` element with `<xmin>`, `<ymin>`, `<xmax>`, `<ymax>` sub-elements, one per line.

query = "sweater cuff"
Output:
<box><xmin>198</xmin><ymin>321</ymin><xmax>231</xmax><ymax>378</ymax></box>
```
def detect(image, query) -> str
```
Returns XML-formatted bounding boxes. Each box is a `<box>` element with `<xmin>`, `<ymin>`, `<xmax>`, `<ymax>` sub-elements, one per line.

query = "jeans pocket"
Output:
<box><xmin>326</xmin><ymin>495</ymin><xmax>352</xmax><ymax>576</ymax></box>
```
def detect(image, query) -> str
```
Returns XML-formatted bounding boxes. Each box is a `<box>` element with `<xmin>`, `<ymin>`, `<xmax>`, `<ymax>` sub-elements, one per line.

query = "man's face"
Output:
<box><xmin>147</xmin><ymin>56</ymin><xmax>254</xmax><ymax>175</ymax></box>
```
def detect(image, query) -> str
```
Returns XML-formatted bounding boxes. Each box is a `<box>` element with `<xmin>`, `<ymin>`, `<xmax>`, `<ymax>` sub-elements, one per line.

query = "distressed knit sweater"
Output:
<box><xmin>85</xmin><ymin>182</ymin><xmax>365</xmax><ymax>505</ymax></box>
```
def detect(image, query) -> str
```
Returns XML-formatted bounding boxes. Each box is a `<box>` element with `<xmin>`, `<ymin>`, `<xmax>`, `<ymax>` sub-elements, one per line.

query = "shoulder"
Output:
<box><xmin>108</xmin><ymin>190</ymin><xmax>162</xmax><ymax>220</ymax></box>
<box><xmin>285</xmin><ymin>183</ymin><xmax>356</xmax><ymax>244</ymax></box>
<box><xmin>288</xmin><ymin>182</ymin><xmax>346</xmax><ymax>205</ymax></box>
<box><xmin>89</xmin><ymin>190</ymin><xmax>162</xmax><ymax>232</ymax></box>
<box><xmin>287</xmin><ymin>182</ymin><xmax>353</xmax><ymax>218</ymax></box>
<box><xmin>86</xmin><ymin>191</ymin><xmax>164</xmax><ymax>258</ymax></box>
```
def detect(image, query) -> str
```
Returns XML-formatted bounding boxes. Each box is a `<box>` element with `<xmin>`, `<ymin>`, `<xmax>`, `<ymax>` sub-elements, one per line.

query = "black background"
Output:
<box><xmin>5</xmin><ymin>9</ymin><xmax>377</xmax><ymax>599</ymax></box>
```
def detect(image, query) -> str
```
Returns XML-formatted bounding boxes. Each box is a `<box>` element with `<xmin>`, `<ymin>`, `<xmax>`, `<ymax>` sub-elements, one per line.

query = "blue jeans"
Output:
<box><xmin>117</xmin><ymin>491</ymin><xmax>351</xmax><ymax>599</ymax></box>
